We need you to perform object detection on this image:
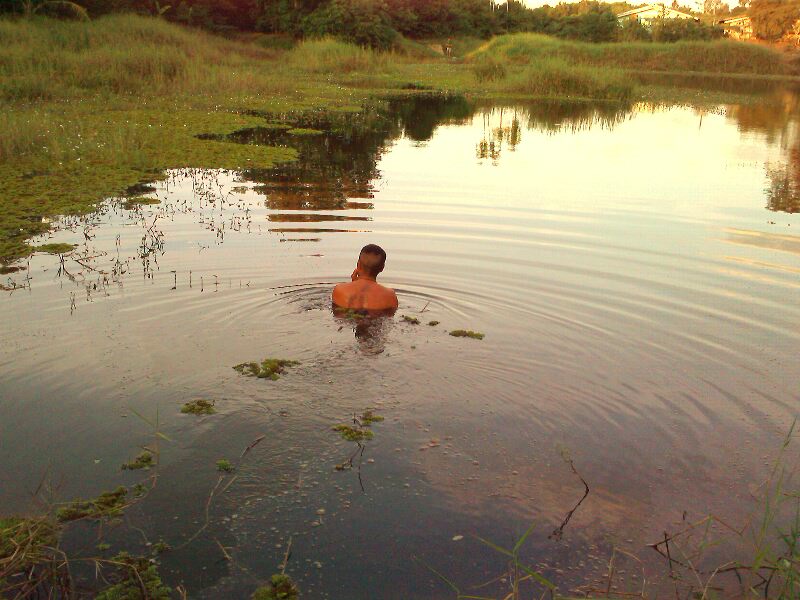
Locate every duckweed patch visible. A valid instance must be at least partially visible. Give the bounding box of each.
[233,358,300,381]
[121,451,154,470]
[333,424,374,442]
[216,459,234,472]
[401,315,420,324]
[56,487,128,522]
[450,329,485,340]
[181,399,216,415]
[287,128,324,136]
[252,574,299,600]
[33,243,75,254]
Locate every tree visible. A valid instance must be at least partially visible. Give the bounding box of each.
[749,0,800,40]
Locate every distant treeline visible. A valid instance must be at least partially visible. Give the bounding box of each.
[1,0,726,48]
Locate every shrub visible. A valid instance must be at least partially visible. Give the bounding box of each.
[301,0,398,50]
[651,19,724,43]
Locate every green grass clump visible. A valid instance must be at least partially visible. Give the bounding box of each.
[233,358,299,380]
[181,399,216,415]
[216,459,234,472]
[449,329,484,340]
[469,33,788,76]
[471,56,507,83]
[121,451,154,470]
[333,424,374,442]
[33,243,75,254]
[252,574,299,600]
[56,487,127,522]
[401,315,420,324]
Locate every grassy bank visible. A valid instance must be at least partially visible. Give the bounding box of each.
[0,15,794,262]
[469,33,790,76]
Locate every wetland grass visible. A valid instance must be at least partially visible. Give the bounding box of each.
[468,33,789,76]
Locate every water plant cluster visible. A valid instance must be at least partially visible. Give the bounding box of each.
[181,399,216,414]
[234,358,300,381]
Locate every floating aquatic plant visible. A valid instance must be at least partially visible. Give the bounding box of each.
[360,410,384,425]
[332,424,374,442]
[56,487,128,522]
[252,574,299,600]
[449,329,484,340]
[233,358,299,381]
[95,552,171,600]
[428,320,440,326]
[216,459,234,472]
[121,451,154,470]
[181,399,216,415]
[401,315,420,324]
[34,243,75,254]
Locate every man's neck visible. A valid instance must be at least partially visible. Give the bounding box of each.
[359,275,377,283]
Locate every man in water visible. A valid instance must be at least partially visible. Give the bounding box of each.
[332,244,398,311]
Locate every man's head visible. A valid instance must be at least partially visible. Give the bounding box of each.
[357,244,387,278]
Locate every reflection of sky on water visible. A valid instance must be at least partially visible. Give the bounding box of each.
[1,90,799,598]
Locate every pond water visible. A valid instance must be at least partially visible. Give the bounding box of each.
[1,89,799,598]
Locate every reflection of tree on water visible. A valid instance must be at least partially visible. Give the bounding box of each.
[213,96,475,231]
[726,88,800,214]
[475,100,632,164]
[766,156,800,214]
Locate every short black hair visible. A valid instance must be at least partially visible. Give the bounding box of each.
[359,244,387,276]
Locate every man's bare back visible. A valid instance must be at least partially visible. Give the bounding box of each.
[332,244,398,311]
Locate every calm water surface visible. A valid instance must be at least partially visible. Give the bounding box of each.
[1,91,799,598]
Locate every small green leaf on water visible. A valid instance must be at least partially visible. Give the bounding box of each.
[428,320,440,326]
[401,315,420,324]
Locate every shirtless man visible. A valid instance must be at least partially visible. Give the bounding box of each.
[332,244,398,311]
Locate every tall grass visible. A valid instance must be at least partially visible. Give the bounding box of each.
[286,37,402,74]
[0,14,284,100]
[469,33,790,76]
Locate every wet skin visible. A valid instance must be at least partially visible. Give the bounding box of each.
[331,265,398,312]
